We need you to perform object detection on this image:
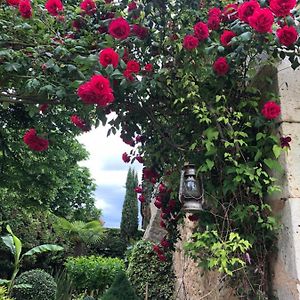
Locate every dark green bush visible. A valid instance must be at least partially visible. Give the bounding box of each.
[12,269,57,300]
[127,240,175,300]
[101,271,140,300]
[65,256,125,296]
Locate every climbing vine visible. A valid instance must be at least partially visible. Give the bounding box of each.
[1,0,299,297]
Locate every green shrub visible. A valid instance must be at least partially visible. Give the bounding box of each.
[127,240,175,300]
[0,286,14,300]
[65,256,125,296]
[12,269,56,300]
[101,271,140,300]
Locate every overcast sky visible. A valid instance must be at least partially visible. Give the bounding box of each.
[77,125,143,228]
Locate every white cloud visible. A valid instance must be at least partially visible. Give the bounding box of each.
[95,196,113,211]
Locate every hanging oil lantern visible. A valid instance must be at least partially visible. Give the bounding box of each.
[179,164,203,212]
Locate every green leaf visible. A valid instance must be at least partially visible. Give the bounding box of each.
[1,235,15,256]
[238,32,252,42]
[264,158,283,172]
[23,244,63,257]
[272,145,282,159]
[6,225,22,262]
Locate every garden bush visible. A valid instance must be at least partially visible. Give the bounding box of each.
[101,271,140,300]
[65,256,124,297]
[127,240,174,300]
[12,269,57,300]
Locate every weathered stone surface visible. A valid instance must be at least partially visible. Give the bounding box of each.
[277,59,300,123]
[143,200,167,243]
[270,198,300,300]
[173,216,238,300]
[275,122,300,199]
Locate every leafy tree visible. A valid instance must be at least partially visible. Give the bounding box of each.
[120,168,138,241]
[53,218,104,256]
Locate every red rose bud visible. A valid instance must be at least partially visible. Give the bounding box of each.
[135,155,144,163]
[213,57,229,76]
[162,207,171,215]
[134,186,143,193]
[160,239,171,248]
[80,0,96,15]
[23,129,49,152]
[153,244,162,254]
[39,103,48,113]
[168,199,176,210]
[128,1,137,11]
[160,220,166,228]
[18,0,32,18]
[158,183,166,193]
[280,136,292,149]
[138,194,146,202]
[261,101,281,120]
[154,201,162,209]
[208,7,222,18]
[122,152,131,163]
[144,63,153,72]
[188,214,199,222]
[158,254,167,262]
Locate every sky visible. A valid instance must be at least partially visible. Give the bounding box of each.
[77,125,143,228]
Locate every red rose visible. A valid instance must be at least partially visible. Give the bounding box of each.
[18,0,32,18]
[144,63,153,72]
[23,129,49,152]
[183,35,199,50]
[108,17,130,40]
[135,155,144,163]
[123,69,134,81]
[153,245,162,254]
[270,0,296,17]
[193,22,209,41]
[238,0,260,23]
[213,57,229,76]
[132,24,148,39]
[104,0,113,3]
[277,25,298,47]
[223,3,238,22]
[208,7,222,18]
[220,30,236,47]
[280,136,292,148]
[45,0,63,16]
[138,194,146,202]
[70,115,90,131]
[7,0,19,7]
[261,101,281,120]
[128,1,137,11]
[72,19,84,31]
[188,214,199,222]
[99,48,119,68]
[207,15,221,30]
[126,60,140,73]
[248,8,274,33]
[158,183,166,193]
[160,239,171,248]
[134,186,143,193]
[80,0,96,15]
[78,75,114,107]
[122,152,131,163]
[154,200,162,209]
[168,199,176,210]
[158,254,167,262]
[160,220,166,228]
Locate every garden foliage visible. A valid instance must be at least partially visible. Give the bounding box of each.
[65,256,125,297]
[127,240,174,300]
[12,269,57,300]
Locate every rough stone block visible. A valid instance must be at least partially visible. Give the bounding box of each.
[277,59,300,123]
[271,198,300,300]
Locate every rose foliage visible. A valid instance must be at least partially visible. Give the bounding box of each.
[1,0,300,297]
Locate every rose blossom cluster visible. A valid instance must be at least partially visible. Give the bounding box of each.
[153,238,171,262]
[77,74,114,107]
[182,0,298,77]
[23,129,49,152]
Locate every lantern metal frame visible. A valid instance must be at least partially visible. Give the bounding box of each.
[179,163,204,213]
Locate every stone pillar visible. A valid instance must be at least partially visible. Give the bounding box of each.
[173,216,238,300]
[270,59,300,299]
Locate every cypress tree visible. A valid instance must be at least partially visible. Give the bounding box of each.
[120,168,138,241]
